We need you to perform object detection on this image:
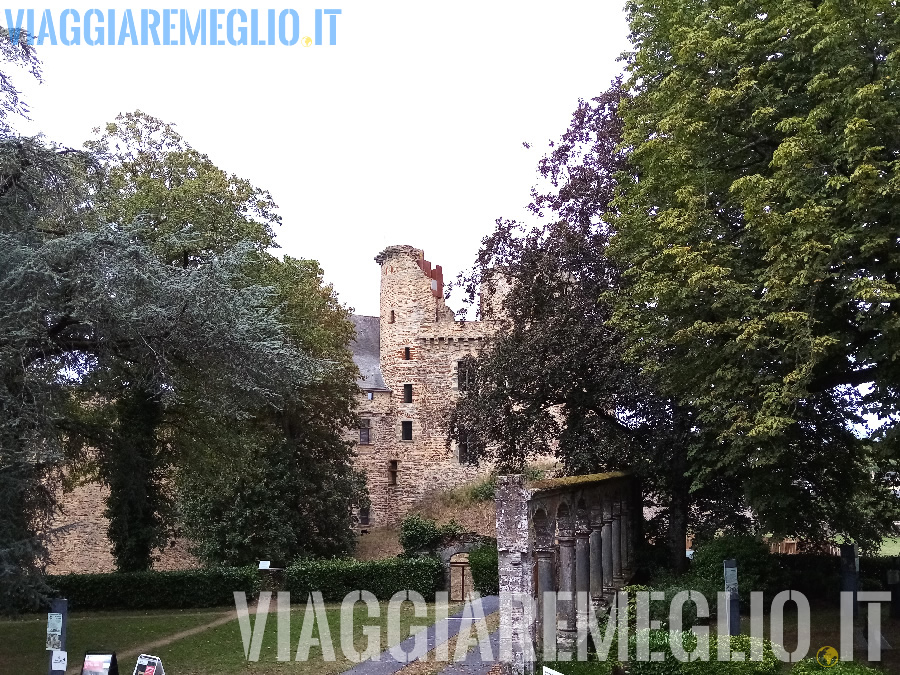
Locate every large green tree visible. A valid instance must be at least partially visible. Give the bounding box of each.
[610,0,900,548]
[72,112,365,569]
[448,85,749,569]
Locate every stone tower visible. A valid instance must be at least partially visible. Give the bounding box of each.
[349,245,497,527]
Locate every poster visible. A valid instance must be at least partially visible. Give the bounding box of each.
[51,650,67,671]
[46,613,63,650]
[133,654,164,675]
[81,653,118,675]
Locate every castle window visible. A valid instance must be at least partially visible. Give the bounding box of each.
[359,419,372,445]
[404,384,413,403]
[458,359,475,392]
[404,347,411,360]
[401,421,413,441]
[358,507,370,526]
[389,310,395,323]
[388,460,399,485]
[366,392,374,400]
[457,429,473,464]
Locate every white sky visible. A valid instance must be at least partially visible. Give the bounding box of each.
[13,1,630,316]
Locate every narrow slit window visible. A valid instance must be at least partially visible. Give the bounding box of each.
[401,421,413,441]
[404,384,413,403]
[388,460,399,485]
[404,347,411,360]
[389,310,395,323]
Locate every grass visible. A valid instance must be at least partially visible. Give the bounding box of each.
[0,601,465,675]
[879,538,900,557]
[0,608,226,674]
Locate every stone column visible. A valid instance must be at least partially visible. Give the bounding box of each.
[533,507,555,653]
[575,516,591,629]
[557,508,577,648]
[589,505,604,608]
[611,498,623,584]
[601,498,615,593]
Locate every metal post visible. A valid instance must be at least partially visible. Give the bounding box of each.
[47,598,68,675]
[724,559,740,636]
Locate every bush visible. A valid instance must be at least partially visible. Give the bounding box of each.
[284,557,443,601]
[690,536,779,601]
[469,540,499,595]
[626,630,779,675]
[791,657,881,673]
[399,514,463,555]
[47,567,260,610]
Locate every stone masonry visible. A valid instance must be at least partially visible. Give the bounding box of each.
[350,244,502,527]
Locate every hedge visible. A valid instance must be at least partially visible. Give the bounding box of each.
[469,540,499,596]
[791,657,881,673]
[284,557,444,601]
[48,567,261,610]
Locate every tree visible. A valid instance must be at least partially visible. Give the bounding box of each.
[448,84,748,570]
[176,255,368,566]
[610,0,900,548]
[76,111,365,566]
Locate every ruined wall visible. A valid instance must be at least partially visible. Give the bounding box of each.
[47,481,198,574]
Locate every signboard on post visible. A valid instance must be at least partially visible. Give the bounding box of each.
[133,654,165,675]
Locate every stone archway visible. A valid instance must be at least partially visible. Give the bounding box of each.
[438,534,490,601]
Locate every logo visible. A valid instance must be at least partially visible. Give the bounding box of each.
[301,35,312,46]
[816,646,839,667]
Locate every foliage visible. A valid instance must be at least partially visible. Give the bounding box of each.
[791,658,881,674]
[398,515,464,555]
[625,631,779,675]
[48,567,260,610]
[0,27,41,132]
[610,0,900,548]
[284,557,444,601]
[468,540,499,595]
[448,83,750,570]
[690,536,780,602]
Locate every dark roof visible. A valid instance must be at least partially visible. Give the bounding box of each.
[350,315,389,391]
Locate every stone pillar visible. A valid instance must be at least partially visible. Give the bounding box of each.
[601,498,615,592]
[621,501,632,577]
[575,518,591,629]
[535,548,555,652]
[589,505,604,607]
[557,515,577,648]
[611,498,623,584]
[496,475,535,675]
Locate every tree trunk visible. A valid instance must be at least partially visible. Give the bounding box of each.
[101,387,166,572]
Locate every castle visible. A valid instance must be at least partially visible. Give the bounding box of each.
[349,244,500,527]
[45,244,500,571]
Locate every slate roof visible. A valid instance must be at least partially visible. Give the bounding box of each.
[350,315,390,391]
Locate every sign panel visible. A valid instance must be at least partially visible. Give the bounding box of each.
[51,650,68,671]
[82,652,119,675]
[47,612,63,650]
[133,654,165,675]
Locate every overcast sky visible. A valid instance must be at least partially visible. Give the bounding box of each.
[14,1,630,316]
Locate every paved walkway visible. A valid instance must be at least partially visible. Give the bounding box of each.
[436,628,501,675]
[340,596,499,675]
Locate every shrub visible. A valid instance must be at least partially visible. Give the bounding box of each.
[399,514,464,555]
[284,557,443,601]
[791,657,882,673]
[469,540,499,595]
[468,476,497,502]
[625,630,779,675]
[47,567,260,610]
[690,536,779,601]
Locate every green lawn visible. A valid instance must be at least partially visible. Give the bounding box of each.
[0,608,226,674]
[0,601,464,674]
[879,538,900,557]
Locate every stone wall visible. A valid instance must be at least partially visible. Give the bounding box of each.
[351,245,500,528]
[47,481,198,574]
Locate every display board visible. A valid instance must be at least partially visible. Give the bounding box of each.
[81,652,119,675]
[132,654,165,675]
